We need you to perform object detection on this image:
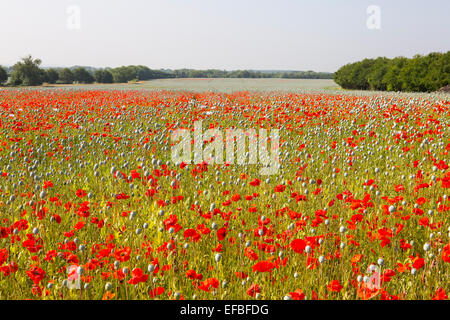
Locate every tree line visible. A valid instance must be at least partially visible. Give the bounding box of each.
[171,69,333,79]
[0,55,334,86]
[334,51,450,92]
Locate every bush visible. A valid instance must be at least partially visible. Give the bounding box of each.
[94,69,113,83]
[58,68,74,84]
[9,55,45,86]
[334,51,450,92]
[0,66,7,85]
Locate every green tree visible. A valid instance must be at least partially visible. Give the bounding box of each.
[335,51,449,92]
[9,55,45,86]
[0,66,7,85]
[45,68,59,84]
[367,57,390,91]
[382,57,408,91]
[94,69,113,83]
[72,67,94,84]
[58,68,74,84]
[111,66,137,83]
[421,52,450,91]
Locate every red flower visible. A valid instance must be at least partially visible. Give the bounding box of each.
[245,247,259,261]
[76,189,87,198]
[432,287,448,300]
[0,248,9,266]
[27,266,46,284]
[231,194,241,202]
[43,180,53,189]
[128,268,148,284]
[412,256,425,269]
[199,278,219,292]
[234,271,248,279]
[149,286,165,298]
[289,289,306,300]
[442,172,450,188]
[351,254,363,264]
[442,244,450,263]
[327,280,343,292]
[252,261,275,273]
[186,269,203,280]
[246,284,261,297]
[217,227,227,241]
[357,282,380,300]
[113,247,131,262]
[290,239,306,253]
[381,269,396,283]
[74,220,85,231]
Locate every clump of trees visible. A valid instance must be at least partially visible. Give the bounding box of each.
[4,52,447,91]
[94,69,113,83]
[170,69,333,79]
[108,65,172,83]
[8,55,46,86]
[0,56,100,86]
[0,55,335,87]
[0,66,7,85]
[58,68,74,84]
[334,51,450,92]
[56,67,95,84]
[73,67,95,84]
[45,68,59,84]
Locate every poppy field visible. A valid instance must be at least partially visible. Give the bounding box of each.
[0,89,449,300]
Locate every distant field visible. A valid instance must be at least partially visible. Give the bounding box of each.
[35,78,340,93]
[3,79,449,98]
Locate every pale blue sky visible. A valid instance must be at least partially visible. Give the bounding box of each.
[1,0,449,71]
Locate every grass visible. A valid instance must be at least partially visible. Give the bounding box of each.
[0,88,448,300]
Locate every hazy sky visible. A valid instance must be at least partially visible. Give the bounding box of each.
[1,0,449,72]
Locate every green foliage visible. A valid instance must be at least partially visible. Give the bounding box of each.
[335,52,450,92]
[9,55,45,86]
[58,68,74,84]
[94,69,113,83]
[109,65,173,83]
[170,69,334,79]
[45,68,59,84]
[0,66,7,85]
[72,67,94,84]
[5,57,334,87]
[280,70,334,79]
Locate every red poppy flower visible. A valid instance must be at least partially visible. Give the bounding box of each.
[442,244,450,263]
[76,189,87,198]
[217,227,227,241]
[327,280,343,292]
[252,261,275,273]
[290,239,306,253]
[247,284,261,297]
[149,286,165,298]
[432,287,448,300]
[128,268,148,284]
[26,266,46,284]
[289,289,306,300]
[274,184,286,192]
